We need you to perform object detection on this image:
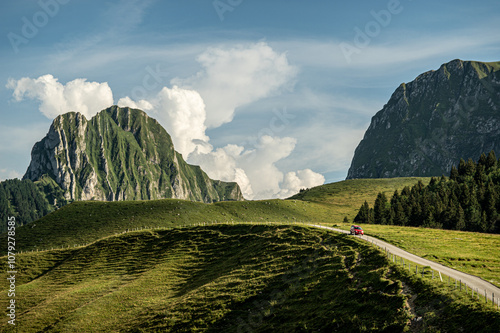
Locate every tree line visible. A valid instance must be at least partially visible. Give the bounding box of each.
[354,151,500,234]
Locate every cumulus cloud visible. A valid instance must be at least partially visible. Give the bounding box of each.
[117,43,322,199]
[278,169,326,198]
[117,96,153,111]
[188,135,325,199]
[6,75,114,119]
[187,144,254,198]
[151,86,211,156]
[119,85,210,158]
[9,42,323,199]
[172,42,298,128]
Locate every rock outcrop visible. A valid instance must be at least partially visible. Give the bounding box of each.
[24,106,243,202]
[347,59,500,179]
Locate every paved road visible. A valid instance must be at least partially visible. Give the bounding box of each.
[311,224,500,305]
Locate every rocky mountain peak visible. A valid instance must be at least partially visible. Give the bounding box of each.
[24,106,243,202]
[347,59,500,179]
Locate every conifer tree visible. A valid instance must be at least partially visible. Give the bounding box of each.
[374,192,389,224]
[456,205,466,230]
[354,151,500,233]
[457,158,467,178]
[354,201,371,224]
[478,152,488,167]
[486,150,497,171]
[465,158,476,177]
[450,166,459,181]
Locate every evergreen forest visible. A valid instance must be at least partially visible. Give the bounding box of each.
[354,151,500,234]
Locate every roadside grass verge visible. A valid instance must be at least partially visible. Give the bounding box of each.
[326,223,500,288]
[388,260,500,332]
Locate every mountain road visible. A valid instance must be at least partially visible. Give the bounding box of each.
[311,224,500,305]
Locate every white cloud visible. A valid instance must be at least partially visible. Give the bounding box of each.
[278,169,326,198]
[117,96,153,111]
[6,75,114,119]
[187,144,254,198]
[238,135,297,199]
[152,86,212,157]
[188,135,325,199]
[6,41,323,200]
[121,89,321,199]
[172,42,298,128]
[117,42,324,199]
[116,42,323,199]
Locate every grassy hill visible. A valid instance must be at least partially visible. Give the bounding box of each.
[2,224,499,332]
[3,199,332,254]
[289,177,431,222]
[2,177,430,254]
[4,176,499,288]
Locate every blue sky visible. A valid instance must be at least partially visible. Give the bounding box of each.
[1,0,499,199]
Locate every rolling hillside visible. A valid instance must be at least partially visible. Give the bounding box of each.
[3,178,430,254]
[2,177,500,331]
[2,225,499,332]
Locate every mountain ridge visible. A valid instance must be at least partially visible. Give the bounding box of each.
[22,106,243,203]
[347,59,500,179]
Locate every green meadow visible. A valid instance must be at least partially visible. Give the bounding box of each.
[2,177,500,331]
[330,223,500,288]
[2,225,499,332]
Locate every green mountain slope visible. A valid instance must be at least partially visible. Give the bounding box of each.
[23,106,243,203]
[348,59,500,179]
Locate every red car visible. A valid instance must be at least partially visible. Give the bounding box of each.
[350,225,364,235]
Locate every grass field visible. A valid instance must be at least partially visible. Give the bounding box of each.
[2,177,429,255]
[4,177,499,290]
[3,177,500,331]
[327,223,500,288]
[2,199,335,254]
[2,224,499,332]
[290,177,431,222]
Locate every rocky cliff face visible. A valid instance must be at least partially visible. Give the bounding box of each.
[347,59,500,179]
[24,106,243,202]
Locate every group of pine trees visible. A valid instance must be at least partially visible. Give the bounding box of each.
[0,179,53,233]
[354,151,500,234]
